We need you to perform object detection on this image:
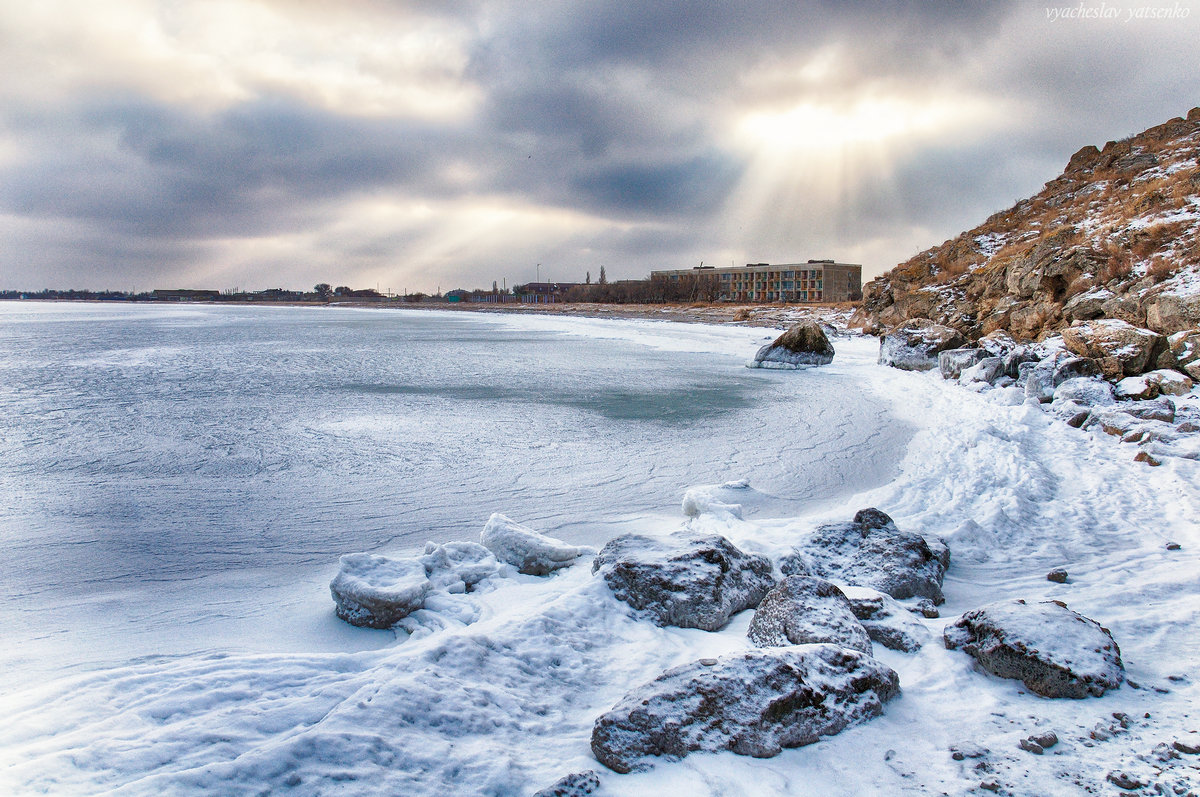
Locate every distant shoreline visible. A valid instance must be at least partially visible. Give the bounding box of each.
[2,297,859,329]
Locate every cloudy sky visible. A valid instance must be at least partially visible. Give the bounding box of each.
[2,0,1198,293]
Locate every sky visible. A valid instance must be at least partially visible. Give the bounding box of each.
[1,1,1198,294]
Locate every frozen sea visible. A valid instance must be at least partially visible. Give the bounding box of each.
[4,302,1198,796]
[0,303,904,687]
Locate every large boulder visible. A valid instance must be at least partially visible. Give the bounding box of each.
[879,319,968,372]
[748,321,835,369]
[780,508,950,604]
[747,576,873,654]
[330,554,433,628]
[944,599,1124,698]
[592,532,775,631]
[1146,293,1200,335]
[1024,354,1102,403]
[1052,377,1116,407]
[590,645,900,773]
[842,585,930,653]
[480,513,591,576]
[1062,319,1166,377]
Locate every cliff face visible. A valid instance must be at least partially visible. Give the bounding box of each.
[851,108,1200,341]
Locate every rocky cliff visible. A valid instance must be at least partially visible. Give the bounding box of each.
[851,108,1200,341]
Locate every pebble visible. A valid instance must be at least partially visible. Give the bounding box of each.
[1106,771,1147,790]
[1166,541,1181,550]
[699,658,717,666]
[1046,567,1068,583]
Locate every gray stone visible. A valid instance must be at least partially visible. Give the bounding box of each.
[747,576,872,654]
[749,321,836,369]
[944,599,1124,698]
[780,508,950,604]
[1005,345,1043,380]
[879,319,968,372]
[590,645,900,773]
[1026,355,1102,403]
[960,356,1005,385]
[1167,329,1200,381]
[593,532,775,631]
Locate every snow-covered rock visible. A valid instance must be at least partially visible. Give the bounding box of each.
[1062,319,1166,377]
[748,321,835,369]
[329,553,433,628]
[959,356,1004,385]
[420,541,499,592]
[938,348,985,380]
[842,585,930,653]
[531,770,601,797]
[1024,354,1102,403]
[944,599,1125,698]
[480,513,591,576]
[590,645,900,773]
[746,576,872,654]
[1146,368,1194,397]
[592,532,774,631]
[1053,377,1116,406]
[780,508,950,604]
[879,319,967,372]
[1115,375,1158,400]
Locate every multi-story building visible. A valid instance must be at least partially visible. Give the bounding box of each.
[650,260,862,303]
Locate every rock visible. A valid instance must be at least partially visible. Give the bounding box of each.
[1115,375,1158,400]
[939,348,985,380]
[747,576,873,654]
[879,319,967,372]
[1030,731,1059,749]
[330,553,432,628]
[960,357,1005,386]
[1146,368,1194,396]
[781,508,950,604]
[1135,451,1162,466]
[1004,345,1042,380]
[1106,771,1148,790]
[590,645,900,773]
[1051,399,1092,428]
[531,770,601,797]
[978,330,1017,358]
[944,599,1124,698]
[481,513,591,576]
[1025,354,1102,403]
[1166,541,1181,550]
[1167,329,1200,380]
[749,321,835,369]
[1064,287,1115,321]
[1062,319,1166,377]
[592,532,774,631]
[1146,293,1200,335]
[1046,568,1068,583]
[916,599,940,618]
[420,541,498,592]
[1017,738,1044,755]
[1120,396,1176,422]
[1052,377,1116,406]
[842,585,930,652]
[1174,733,1200,755]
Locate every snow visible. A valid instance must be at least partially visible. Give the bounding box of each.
[3,314,1200,795]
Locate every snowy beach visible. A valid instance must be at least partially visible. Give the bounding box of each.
[1,304,1198,795]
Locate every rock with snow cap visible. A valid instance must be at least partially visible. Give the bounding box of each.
[944,599,1124,698]
[938,348,985,380]
[481,513,592,576]
[1053,377,1116,407]
[747,576,872,654]
[590,645,900,773]
[531,770,601,797]
[879,319,967,372]
[780,508,950,604]
[592,532,774,631]
[330,553,432,628]
[1062,319,1166,377]
[748,321,836,369]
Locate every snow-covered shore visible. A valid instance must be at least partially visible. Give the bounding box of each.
[2,324,1198,795]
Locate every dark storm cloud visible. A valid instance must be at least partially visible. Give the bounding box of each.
[1,0,1198,290]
